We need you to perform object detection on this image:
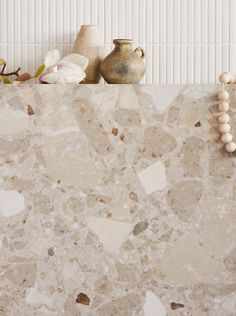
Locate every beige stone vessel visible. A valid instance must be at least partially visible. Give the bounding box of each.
[101,39,145,84]
[72,25,104,83]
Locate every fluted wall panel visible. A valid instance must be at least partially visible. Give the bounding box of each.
[0,0,235,84]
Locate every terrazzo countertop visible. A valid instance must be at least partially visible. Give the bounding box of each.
[0,84,236,316]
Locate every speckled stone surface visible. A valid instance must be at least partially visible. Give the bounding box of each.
[0,84,236,316]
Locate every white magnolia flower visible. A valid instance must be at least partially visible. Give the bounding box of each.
[40,49,88,84]
[44,49,61,68]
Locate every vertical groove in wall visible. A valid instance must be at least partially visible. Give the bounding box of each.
[222,0,229,72]
[97,0,104,43]
[0,0,235,83]
[125,0,132,39]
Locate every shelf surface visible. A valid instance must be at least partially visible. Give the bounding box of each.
[0,84,235,316]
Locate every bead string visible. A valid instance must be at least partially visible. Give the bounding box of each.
[218,72,236,153]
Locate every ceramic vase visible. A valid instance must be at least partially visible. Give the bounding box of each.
[100,39,145,84]
[72,25,104,83]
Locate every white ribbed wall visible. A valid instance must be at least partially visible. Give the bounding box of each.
[0,0,235,84]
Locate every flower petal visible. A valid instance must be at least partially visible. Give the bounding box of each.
[61,54,89,70]
[56,62,86,83]
[44,49,61,69]
[39,71,66,84]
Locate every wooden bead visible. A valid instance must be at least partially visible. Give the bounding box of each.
[229,74,235,84]
[219,102,229,112]
[226,142,236,153]
[219,72,231,84]
[221,133,233,143]
[219,123,231,133]
[218,113,230,123]
[218,90,229,101]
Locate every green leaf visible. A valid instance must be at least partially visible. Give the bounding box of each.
[34,64,45,78]
[3,77,12,84]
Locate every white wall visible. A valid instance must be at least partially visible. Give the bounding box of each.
[0,0,235,84]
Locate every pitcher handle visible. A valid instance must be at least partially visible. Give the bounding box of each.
[134,47,145,59]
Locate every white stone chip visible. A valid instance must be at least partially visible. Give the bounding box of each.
[26,286,53,308]
[143,291,166,316]
[86,217,132,253]
[142,86,182,113]
[0,190,25,217]
[138,161,167,194]
[119,86,139,110]
[0,107,29,136]
[222,296,236,313]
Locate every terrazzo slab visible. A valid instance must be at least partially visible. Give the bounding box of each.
[0,84,236,316]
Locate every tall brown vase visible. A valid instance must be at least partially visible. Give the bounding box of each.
[72,25,104,84]
[100,39,145,84]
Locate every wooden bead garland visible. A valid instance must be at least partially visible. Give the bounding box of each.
[218,90,229,101]
[218,72,236,153]
[219,123,231,133]
[218,113,230,123]
[219,102,229,112]
[218,72,236,84]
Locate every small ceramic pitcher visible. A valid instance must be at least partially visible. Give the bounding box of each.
[101,39,145,84]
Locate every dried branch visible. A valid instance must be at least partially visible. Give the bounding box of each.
[1,67,21,77]
[1,63,6,74]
